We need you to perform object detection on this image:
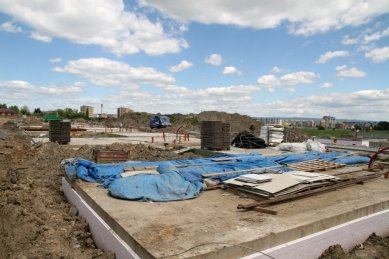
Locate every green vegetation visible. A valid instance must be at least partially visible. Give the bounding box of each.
[0,103,87,120]
[302,128,355,138]
[169,114,199,125]
[375,121,389,130]
[302,127,389,139]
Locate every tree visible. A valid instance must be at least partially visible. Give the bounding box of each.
[0,103,7,108]
[33,107,42,114]
[9,105,20,114]
[20,105,31,115]
[375,121,389,130]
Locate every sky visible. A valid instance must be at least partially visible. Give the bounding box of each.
[0,0,388,121]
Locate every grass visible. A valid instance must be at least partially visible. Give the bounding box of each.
[302,128,356,139]
[301,128,389,139]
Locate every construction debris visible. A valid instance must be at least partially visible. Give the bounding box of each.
[230,131,266,148]
[286,159,346,172]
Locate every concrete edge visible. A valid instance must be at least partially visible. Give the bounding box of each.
[242,208,389,259]
[62,177,141,259]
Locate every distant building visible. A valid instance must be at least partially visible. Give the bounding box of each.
[80,105,94,118]
[0,108,16,116]
[117,107,133,118]
[258,117,283,125]
[289,120,316,128]
[321,116,336,129]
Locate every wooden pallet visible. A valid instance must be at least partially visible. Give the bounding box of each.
[286,159,346,172]
[95,150,129,163]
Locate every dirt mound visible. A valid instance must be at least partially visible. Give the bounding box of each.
[319,233,389,259]
[0,123,200,258]
[197,111,261,135]
[118,111,261,136]
[284,127,309,142]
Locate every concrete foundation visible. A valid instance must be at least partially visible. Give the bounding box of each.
[63,173,389,259]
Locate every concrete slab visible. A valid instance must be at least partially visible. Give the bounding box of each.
[67,175,389,259]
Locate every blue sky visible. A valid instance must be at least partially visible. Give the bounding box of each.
[0,0,388,120]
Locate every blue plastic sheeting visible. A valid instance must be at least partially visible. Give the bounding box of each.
[332,156,370,165]
[109,162,203,201]
[63,151,369,202]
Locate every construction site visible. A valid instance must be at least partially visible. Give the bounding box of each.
[1,112,389,259]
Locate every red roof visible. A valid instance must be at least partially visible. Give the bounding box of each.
[0,108,16,114]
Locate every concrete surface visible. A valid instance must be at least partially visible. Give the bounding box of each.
[68,173,389,259]
[33,131,201,147]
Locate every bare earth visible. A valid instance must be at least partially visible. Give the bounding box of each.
[0,122,198,259]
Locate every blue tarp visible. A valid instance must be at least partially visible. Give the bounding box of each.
[63,151,369,202]
[109,162,203,201]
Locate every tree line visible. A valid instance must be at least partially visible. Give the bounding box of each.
[0,103,88,119]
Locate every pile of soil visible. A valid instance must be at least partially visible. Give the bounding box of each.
[119,111,261,136]
[0,123,200,258]
[319,233,389,259]
[284,127,309,142]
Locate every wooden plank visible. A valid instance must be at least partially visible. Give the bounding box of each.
[287,159,346,172]
[254,207,278,215]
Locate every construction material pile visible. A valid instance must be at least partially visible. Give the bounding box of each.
[230,131,266,149]
[260,125,284,145]
[64,151,372,202]
[225,171,338,198]
[200,121,230,150]
[49,120,71,144]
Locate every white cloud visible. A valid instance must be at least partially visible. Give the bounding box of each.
[320,82,333,88]
[253,88,389,120]
[0,0,187,55]
[336,65,367,78]
[35,82,84,95]
[0,80,84,95]
[29,31,52,43]
[315,50,350,64]
[271,66,282,74]
[222,66,241,75]
[2,79,388,121]
[169,60,193,72]
[0,21,22,33]
[158,84,259,97]
[0,80,34,90]
[365,46,389,63]
[53,58,175,87]
[141,0,389,35]
[257,71,318,92]
[341,35,359,45]
[280,71,318,85]
[257,75,280,92]
[49,57,62,63]
[204,54,222,66]
[363,27,389,43]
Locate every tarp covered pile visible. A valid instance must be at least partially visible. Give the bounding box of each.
[63,151,369,202]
